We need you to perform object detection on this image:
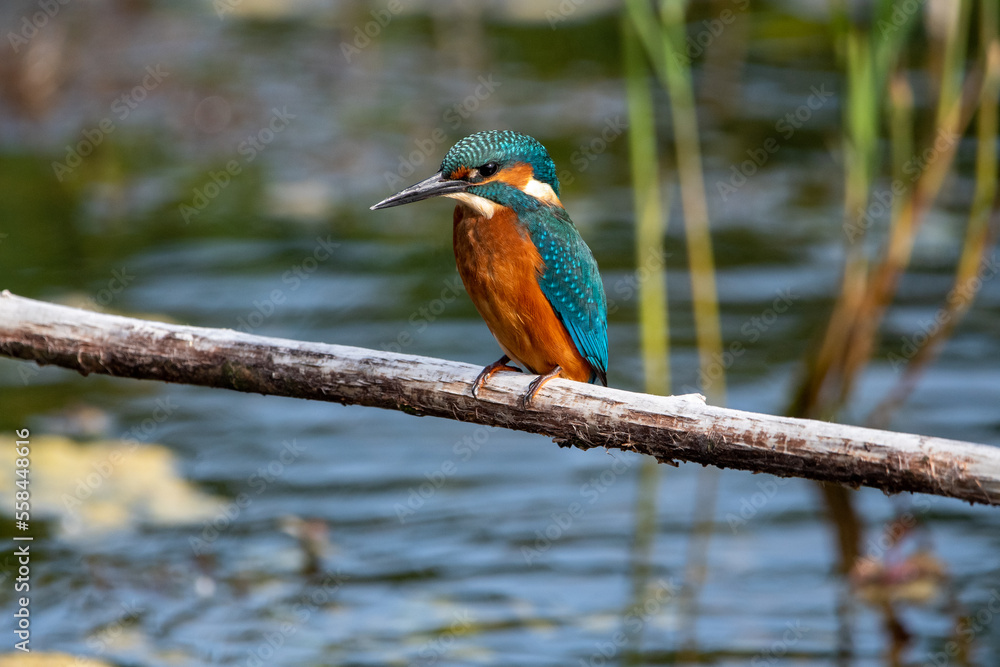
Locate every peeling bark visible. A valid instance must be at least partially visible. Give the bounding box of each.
[1,291,999,506]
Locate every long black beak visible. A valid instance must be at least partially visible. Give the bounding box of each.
[370,171,469,210]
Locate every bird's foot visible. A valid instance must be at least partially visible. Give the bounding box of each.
[472,355,522,398]
[520,366,563,410]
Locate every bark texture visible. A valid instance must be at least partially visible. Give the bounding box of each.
[1,291,998,506]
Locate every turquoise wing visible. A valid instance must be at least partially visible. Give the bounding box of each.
[525,206,608,385]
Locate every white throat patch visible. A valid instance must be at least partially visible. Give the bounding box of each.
[445,192,501,219]
[522,177,562,207]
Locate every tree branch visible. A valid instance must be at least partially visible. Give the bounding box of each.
[1,290,998,506]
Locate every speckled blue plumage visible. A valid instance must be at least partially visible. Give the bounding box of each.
[523,205,608,385]
[441,130,560,195]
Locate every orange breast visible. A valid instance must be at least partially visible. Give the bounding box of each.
[452,205,593,383]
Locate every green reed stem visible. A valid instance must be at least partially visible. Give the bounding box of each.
[625,21,671,398]
[621,19,670,663]
[658,0,726,407]
[867,7,1000,427]
[935,0,972,129]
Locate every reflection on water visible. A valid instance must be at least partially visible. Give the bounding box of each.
[1,1,999,665]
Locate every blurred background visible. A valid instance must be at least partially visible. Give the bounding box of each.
[1,0,999,665]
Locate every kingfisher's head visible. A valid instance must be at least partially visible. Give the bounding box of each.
[370,130,562,218]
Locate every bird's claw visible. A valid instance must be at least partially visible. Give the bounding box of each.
[518,366,563,410]
[472,355,521,398]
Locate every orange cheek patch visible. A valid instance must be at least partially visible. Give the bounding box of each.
[494,162,534,188]
[492,163,562,207]
[449,166,471,180]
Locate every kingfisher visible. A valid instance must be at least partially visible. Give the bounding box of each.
[371,130,608,408]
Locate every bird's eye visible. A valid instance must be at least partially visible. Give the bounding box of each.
[478,162,499,178]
